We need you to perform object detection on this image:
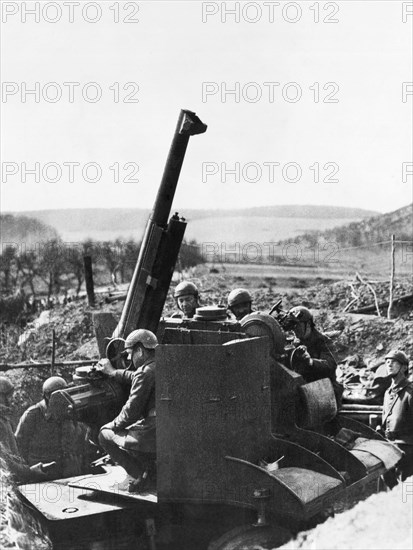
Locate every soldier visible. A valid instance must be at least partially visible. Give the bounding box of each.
[381,350,413,482]
[98,329,157,492]
[287,306,338,384]
[0,377,46,482]
[173,281,199,318]
[15,376,92,479]
[227,288,253,321]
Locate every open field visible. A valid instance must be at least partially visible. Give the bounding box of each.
[204,244,413,283]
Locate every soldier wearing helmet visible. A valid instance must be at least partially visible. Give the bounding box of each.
[379,349,413,482]
[0,377,47,482]
[15,376,92,479]
[173,281,199,318]
[227,288,253,321]
[287,306,340,397]
[0,377,18,455]
[98,329,158,491]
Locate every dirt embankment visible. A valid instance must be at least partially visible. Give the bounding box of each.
[280,477,412,550]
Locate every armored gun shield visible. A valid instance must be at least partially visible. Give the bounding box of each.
[156,336,272,503]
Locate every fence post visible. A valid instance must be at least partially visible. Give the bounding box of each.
[84,255,95,307]
[51,329,56,375]
[387,234,395,319]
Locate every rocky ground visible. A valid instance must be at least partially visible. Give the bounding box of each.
[0,269,412,549]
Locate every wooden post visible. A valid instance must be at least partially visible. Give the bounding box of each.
[51,329,56,375]
[84,255,95,307]
[356,272,381,317]
[387,234,395,319]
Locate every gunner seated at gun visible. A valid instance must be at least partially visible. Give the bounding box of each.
[15,376,93,480]
[0,377,51,483]
[97,329,157,493]
[287,306,342,404]
[227,288,253,321]
[171,281,199,318]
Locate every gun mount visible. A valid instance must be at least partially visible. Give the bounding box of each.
[39,322,402,549]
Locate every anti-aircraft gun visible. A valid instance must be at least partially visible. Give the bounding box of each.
[47,109,207,430]
[18,111,403,550]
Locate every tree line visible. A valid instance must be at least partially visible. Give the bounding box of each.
[0,237,204,323]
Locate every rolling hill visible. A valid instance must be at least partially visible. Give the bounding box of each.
[5,205,378,244]
[283,204,413,247]
[0,214,59,246]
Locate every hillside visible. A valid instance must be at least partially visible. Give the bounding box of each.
[184,205,378,221]
[0,214,59,246]
[6,205,378,243]
[283,204,413,247]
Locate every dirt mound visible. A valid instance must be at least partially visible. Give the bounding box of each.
[314,313,413,367]
[299,278,413,317]
[280,478,413,549]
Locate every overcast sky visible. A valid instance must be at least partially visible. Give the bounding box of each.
[1,0,412,214]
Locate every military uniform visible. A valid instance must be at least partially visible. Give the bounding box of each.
[15,399,92,479]
[382,379,413,480]
[0,404,37,482]
[291,329,343,411]
[295,329,337,383]
[99,359,156,479]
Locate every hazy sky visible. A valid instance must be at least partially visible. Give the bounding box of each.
[1,0,412,214]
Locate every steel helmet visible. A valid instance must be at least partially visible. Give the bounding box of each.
[227,288,252,308]
[42,376,67,396]
[385,350,409,366]
[124,329,158,350]
[289,306,313,323]
[174,281,199,299]
[0,377,14,395]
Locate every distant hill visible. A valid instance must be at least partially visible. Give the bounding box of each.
[0,214,59,246]
[283,204,413,247]
[5,209,150,243]
[6,205,378,243]
[183,205,378,221]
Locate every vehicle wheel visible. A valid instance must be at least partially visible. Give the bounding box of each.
[208,524,292,550]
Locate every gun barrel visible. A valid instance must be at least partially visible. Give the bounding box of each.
[114,109,207,339]
[152,110,207,227]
